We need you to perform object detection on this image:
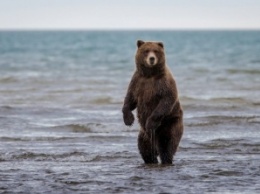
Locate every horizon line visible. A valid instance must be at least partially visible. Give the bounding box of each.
[0,28,260,31]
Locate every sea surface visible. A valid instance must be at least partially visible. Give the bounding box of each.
[0,30,259,193]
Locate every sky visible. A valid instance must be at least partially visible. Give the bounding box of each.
[0,0,260,30]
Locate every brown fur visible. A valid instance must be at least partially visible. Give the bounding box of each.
[122,40,183,164]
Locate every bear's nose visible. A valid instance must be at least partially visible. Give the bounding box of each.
[149,57,155,63]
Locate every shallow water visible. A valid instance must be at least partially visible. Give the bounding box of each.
[0,31,260,193]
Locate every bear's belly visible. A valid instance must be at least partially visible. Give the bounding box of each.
[134,77,161,129]
[136,96,159,129]
[136,96,183,130]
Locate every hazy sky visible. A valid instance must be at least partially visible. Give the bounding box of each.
[0,0,260,29]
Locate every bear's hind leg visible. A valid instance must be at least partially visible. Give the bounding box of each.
[138,130,158,164]
[158,118,183,164]
[157,136,174,164]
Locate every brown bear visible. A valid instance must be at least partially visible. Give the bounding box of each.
[122,40,183,164]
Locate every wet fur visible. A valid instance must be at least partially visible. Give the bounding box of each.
[122,40,183,164]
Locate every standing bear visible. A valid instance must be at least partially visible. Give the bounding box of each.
[122,40,183,164]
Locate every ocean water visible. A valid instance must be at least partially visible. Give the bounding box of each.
[0,30,259,193]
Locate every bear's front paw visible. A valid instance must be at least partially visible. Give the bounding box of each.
[145,118,160,131]
[123,111,135,126]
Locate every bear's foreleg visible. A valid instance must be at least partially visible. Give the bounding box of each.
[122,92,137,126]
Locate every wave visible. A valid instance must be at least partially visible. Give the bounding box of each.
[0,150,132,162]
[250,59,260,64]
[186,114,260,126]
[209,97,250,103]
[90,97,113,105]
[0,105,14,110]
[181,96,258,112]
[0,151,89,162]
[90,151,132,162]
[0,136,74,142]
[0,76,18,83]
[248,117,260,123]
[46,123,137,133]
[193,138,260,149]
[51,123,105,133]
[227,68,260,75]
[181,96,252,104]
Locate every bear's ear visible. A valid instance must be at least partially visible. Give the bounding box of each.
[157,42,164,48]
[137,40,145,48]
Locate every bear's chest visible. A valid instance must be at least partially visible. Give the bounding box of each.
[134,78,159,104]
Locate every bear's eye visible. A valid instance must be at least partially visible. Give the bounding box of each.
[154,50,159,53]
[144,50,149,54]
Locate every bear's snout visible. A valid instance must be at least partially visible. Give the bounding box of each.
[149,56,155,64]
[146,51,158,66]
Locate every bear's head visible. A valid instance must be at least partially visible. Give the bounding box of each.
[135,40,166,77]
